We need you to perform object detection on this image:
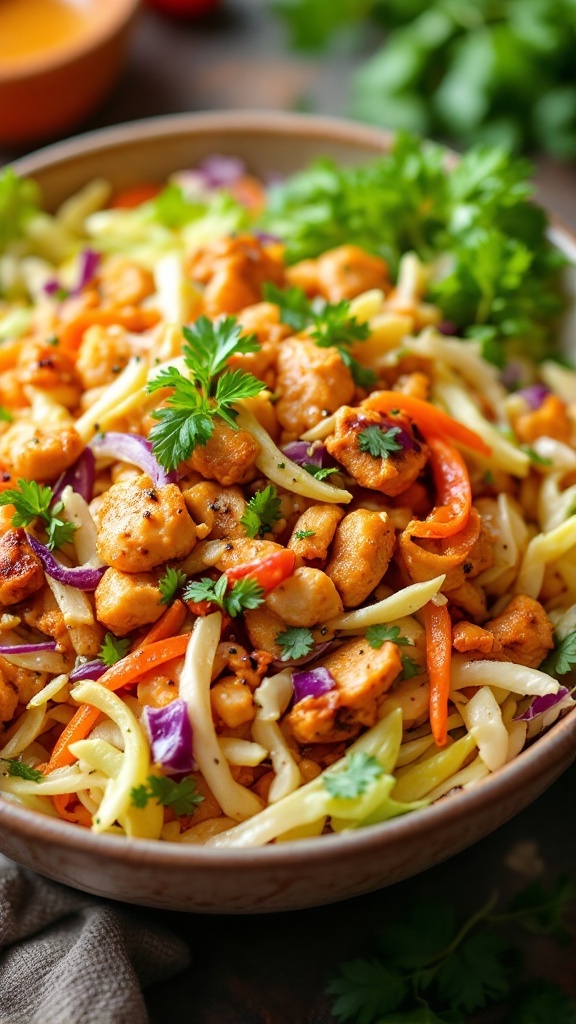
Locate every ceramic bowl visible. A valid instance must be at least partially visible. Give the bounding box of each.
[1,112,575,913]
[0,0,140,146]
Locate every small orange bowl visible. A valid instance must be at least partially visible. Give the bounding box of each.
[0,0,140,147]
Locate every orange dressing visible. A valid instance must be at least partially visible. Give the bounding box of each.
[0,0,90,64]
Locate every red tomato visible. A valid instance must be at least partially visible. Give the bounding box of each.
[145,0,220,17]
[225,550,296,593]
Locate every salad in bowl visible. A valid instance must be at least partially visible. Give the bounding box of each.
[0,129,574,854]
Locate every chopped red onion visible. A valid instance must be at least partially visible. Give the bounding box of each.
[517,384,550,411]
[73,249,100,294]
[292,666,336,704]
[197,155,246,189]
[143,700,195,775]
[500,361,526,390]
[255,231,282,245]
[438,320,458,336]
[90,432,177,487]
[43,279,63,296]
[513,686,572,722]
[69,659,108,682]
[28,535,106,591]
[0,640,57,655]
[52,449,96,504]
[281,441,330,468]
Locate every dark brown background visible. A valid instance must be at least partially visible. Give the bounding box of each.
[1,3,576,1021]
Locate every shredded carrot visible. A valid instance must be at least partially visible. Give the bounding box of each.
[423,600,452,748]
[110,183,163,209]
[52,792,92,826]
[58,308,160,351]
[46,634,191,772]
[133,599,187,650]
[407,435,471,539]
[362,390,491,456]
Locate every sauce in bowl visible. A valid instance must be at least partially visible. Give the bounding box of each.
[0,0,90,65]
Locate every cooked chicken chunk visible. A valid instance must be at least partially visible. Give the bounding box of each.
[276,338,355,437]
[96,474,197,572]
[185,421,261,487]
[0,529,44,606]
[264,567,343,626]
[0,422,84,482]
[288,504,344,562]
[484,595,554,669]
[326,509,396,608]
[95,568,164,636]
[326,407,428,497]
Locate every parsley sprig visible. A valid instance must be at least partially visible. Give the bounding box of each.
[358,425,403,459]
[366,624,413,650]
[327,876,576,1023]
[183,573,264,618]
[240,484,282,538]
[130,774,204,817]
[158,566,188,605]
[324,753,384,800]
[275,626,315,661]
[0,479,78,552]
[540,630,576,677]
[99,633,130,667]
[147,316,266,470]
[263,283,376,387]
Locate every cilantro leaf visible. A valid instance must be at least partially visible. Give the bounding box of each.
[158,566,188,605]
[99,633,130,667]
[276,626,314,661]
[541,631,576,677]
[324,752,384,800]
[401,654,423,679]
[151,183,205,228]
[366,624,413,650]
[262,281,312,331]
[240,484,282,538]
[130,774,204,817]
[508,980,576,1024]
[310,300,370,349]
[183,573,264,618]
[294,529,315,540]
[1,758,42,782]
[0,480,78,551]
[435,930,511,1013]
[338,349,378,389]
[326,958,406,1024]
[147,317,265,470]
[358,424,403,458]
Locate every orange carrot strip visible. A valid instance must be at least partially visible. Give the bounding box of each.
[362,390,491,456]
[423,601,452,748]
[111,183,163,208]
[52,792,92,826]
[133,599,187,651]
[58,308,160,351]
[46,634,191,771]
[407,436,471,540]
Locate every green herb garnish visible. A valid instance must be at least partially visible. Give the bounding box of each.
[240,484,282,538]
[358,424,403,459]
[99,633,130,667]
[0,479,77,552]
[130,774,204,816]
[183,574,264,618]
[324,752,384,800]
[276,626,315,661]
[158,566,188,605]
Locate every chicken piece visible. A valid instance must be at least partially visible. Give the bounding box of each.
[17,341,81,409]
[182,481,247,540]
[288,504,345,562]
[215,537,284,573]
[76,324,133,390]
[185,420,261,487]
[243,606,286,659]
[0,661,50,718]
[211,641,272,689]
[20,587,73,653]
[0,666,18,724]
[264,567,343,627]
[286,637,402,743]
[210,675,256,729]
[514,395,573,446]
[484,595,554,669]
[229,302,290,383]
[0,422,84,482]
[453,621,503,656]
[96,474,197,572]
[287,245,389,302]
[326,407,428,497]
[393,371,431,402]
[95,568,164,636]
[276,337,355,437]
[188,234,285,317]
[98,258,155,308]
[0,529,44,606]
[326,509,396,608]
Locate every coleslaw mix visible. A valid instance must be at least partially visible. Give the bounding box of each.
[0,142,574,847]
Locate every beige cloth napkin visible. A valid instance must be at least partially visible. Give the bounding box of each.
[0,855,190,1024]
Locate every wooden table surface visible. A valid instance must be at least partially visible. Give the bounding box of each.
[2,3,575,1021]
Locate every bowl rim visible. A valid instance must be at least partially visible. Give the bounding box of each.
[0,0,139,84]
[3,108,576,870]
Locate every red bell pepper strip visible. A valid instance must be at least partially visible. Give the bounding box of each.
[423,601,452,748]
[407,435,471,540]
[225,549,296,592]
[362,390,491,456]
